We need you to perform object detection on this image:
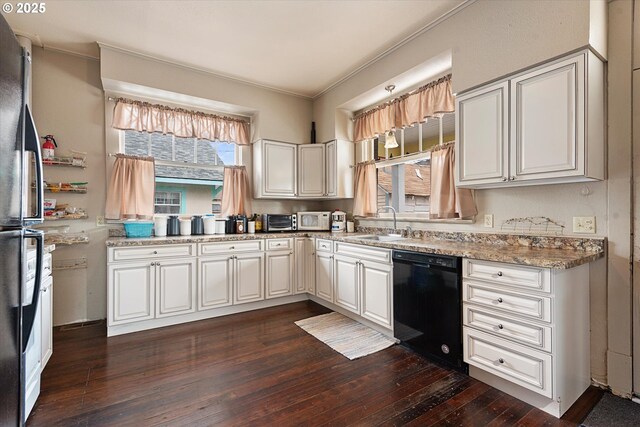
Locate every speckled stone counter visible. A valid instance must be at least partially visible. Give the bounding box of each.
[106,230,604,269]
[44,244,55,254]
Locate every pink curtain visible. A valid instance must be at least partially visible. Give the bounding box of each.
[112,98,251,145]
[430,143,477,219]
[353,74,454,142]
[353,161,377,216]
[105,154,156,220]
[220,166,252,217]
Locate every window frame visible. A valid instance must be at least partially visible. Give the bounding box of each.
[154,186,186,214]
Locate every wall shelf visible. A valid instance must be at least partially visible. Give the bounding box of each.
[53,257,88,271]
[37,183,88,194]
[42,156,86,168]
[44,233,89,246]
[44,214,89,221]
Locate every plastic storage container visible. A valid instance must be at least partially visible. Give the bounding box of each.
[154,216,167,237]
[179,219,191,236]
[203,216,216,235]
[123,222,154,238]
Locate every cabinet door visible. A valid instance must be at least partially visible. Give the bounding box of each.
[456,81,509,186]
[40,276,53,369]
[198,256,233,310]
[294,238,307,294]
[266,251,294,299]
[315,251,333,302]
[263,140,297,197]
[298,144,325,197]
[326,140,337,197]
[510,54,584,181]
[156,259,196,318]
[108,261,155,325]
[360,259,392,328]
[305,238,316,294]
[334,255,360,314]
[234,253,265,304]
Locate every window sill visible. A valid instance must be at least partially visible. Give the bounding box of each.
[355,216,475,224]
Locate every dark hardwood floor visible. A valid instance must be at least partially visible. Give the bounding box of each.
[28,301,602,426]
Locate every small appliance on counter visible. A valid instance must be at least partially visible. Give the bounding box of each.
[297,211,331,231]
[263,214,296,232]
[191,215,204,235]
[331,210,346,233]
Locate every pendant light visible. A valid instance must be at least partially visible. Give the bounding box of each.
[383,84,398,149]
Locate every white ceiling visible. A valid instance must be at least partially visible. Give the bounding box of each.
[4,0,466,98]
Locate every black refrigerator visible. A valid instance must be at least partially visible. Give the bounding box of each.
[0,14,45,427]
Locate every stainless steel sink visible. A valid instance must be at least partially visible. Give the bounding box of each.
[354,234,406,242]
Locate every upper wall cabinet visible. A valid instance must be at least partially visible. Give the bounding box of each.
[253,140,297,198]
[456,50,605,188]
[253,139,354,199]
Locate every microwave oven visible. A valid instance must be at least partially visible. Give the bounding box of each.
[263,214,297,232]
[297,211,331,231]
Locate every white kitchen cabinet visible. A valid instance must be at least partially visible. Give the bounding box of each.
[456,49,604,188]
[294,238,307,294]
[315,251,334,303]
[360,259,393,328]
[304,238,316,294]
[462,258,590,418]
[156,259,196,318]
[198,256,233,310]
[108,261,155,325]
[40,275,53,368]
[266,250,294,299]
[325,139,354,198]
[234,253,265,304]
[253,139,297,198]
[334,254,360,314]
[298,144,325,197]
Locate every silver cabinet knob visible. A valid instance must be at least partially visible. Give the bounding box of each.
[153,250,158,254]
[150,262,155,266]
[230,246,235,249]
[156,262,160,266]
[498,324,504,329]
[497,297,503,303]
[497,271,503,277]
[502,177,507,182]
[509,176,515,181]
[498,358,505,364]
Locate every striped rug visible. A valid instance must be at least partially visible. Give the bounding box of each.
[295,312,397,360]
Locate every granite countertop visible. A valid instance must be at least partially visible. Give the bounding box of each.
[44,244,56,254]
[106,231,604,269]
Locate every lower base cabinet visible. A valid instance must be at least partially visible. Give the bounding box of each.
[198,256,233,310]
[315,251,334,302]
[233,253,265,304]
[156,259,196,317]
[266,250,294,299]
[334,254,359,313]
[360,259,392,328]
[109,261,155,325]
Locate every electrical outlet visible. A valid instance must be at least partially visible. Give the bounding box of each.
[96,215,106,227]
[484,214,494,228]
[572,216,596,234]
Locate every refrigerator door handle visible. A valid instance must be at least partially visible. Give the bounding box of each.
[22,229,43,351]
[23,104,43,225]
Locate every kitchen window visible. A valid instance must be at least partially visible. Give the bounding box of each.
[154,189,183,214]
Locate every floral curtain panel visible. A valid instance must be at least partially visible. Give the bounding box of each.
[353,74,455,142]
[112,98,251,145]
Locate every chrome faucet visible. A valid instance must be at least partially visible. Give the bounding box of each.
[377,205,397,232]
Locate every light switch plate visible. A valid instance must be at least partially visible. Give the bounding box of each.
[484,214,494,228]
[573,216,596,234]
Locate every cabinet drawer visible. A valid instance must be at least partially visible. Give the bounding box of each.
[199,240,263,255]
[316,239,333,252]
[109,244,195,262]
[464,305,552,352]
[464,259,550,293]
[464,327,552,398]
[463,281,551,322]
[334,242,391,263]
[266,238,293,251]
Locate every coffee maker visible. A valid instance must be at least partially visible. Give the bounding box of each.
[331,210,346,233]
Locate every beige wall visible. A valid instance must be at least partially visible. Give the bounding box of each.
[31,48,107,325]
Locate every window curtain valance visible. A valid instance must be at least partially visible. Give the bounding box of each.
[353,74,454,142]
[112,98,251,145]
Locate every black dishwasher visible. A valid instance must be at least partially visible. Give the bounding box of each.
[393,250,467,373]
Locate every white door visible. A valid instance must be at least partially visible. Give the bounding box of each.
[510,55,584,181]
[305,238,316,294]
[108,261,155,325]
[263,140,297,197]
[326,140,337,197]
[456,81,509,186]
[315,251,333,302]
[234,253,265,304]
[40,276,53,368]
[156,259,196,318]
[360,259,392,328]
[294,238,307,294]
[198,256,233,310]
[298,144,325,197]
[334,255,360,314]
[266,251,294,299]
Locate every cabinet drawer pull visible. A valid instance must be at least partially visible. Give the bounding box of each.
[497,324,504,329]
[153,250,158,254]
[497,271,503,277]
[156,262,160,266]
[501,177,507,182]
[230,246,235,249]
[498,358,505,364]
[496,297,504,303]
[150,262,155,266]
